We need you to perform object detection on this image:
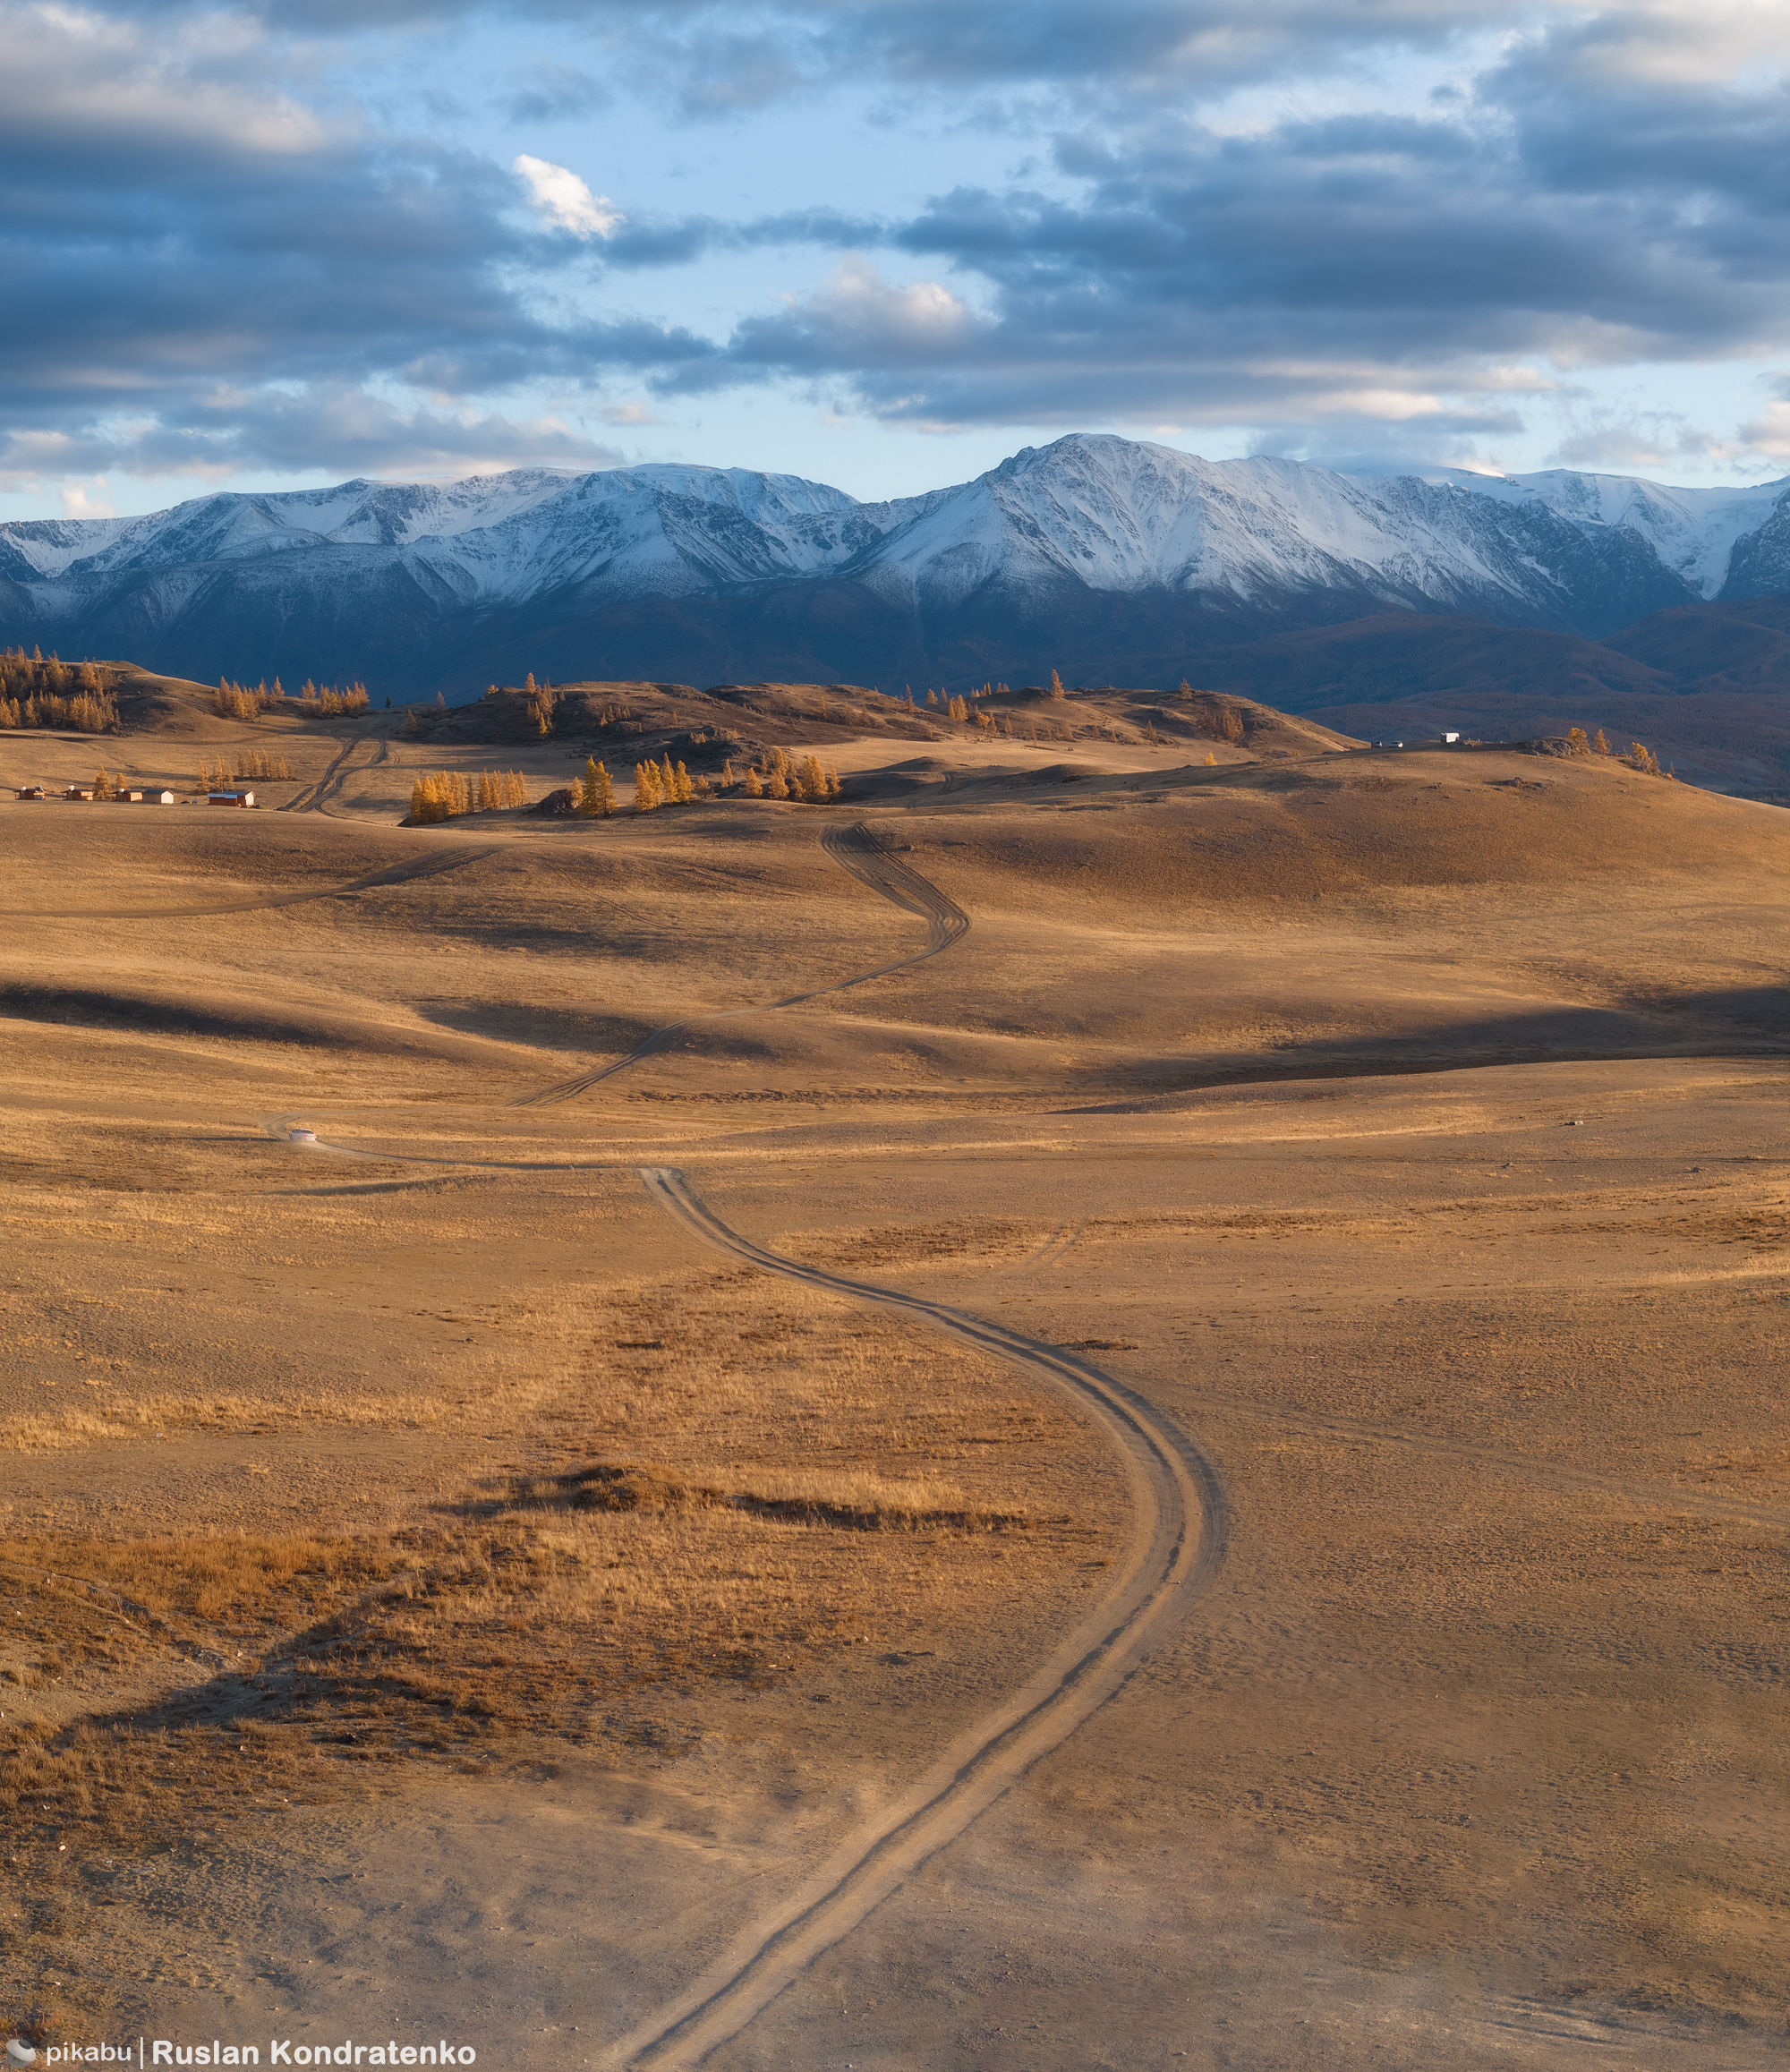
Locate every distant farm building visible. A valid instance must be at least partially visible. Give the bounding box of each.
[117,788,145,802]
[15,784,46,798]
[149,790,175,805]
[207,789,256,807]
[64,784,98,800]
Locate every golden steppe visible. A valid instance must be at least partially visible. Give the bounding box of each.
[2,681,1787,2070]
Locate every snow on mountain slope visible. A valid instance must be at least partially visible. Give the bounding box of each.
[3,438,1785,666]
[858,439,1528,607]
[1,465,886,600]
[1394,464,1786,600]
[845,436,1785,631]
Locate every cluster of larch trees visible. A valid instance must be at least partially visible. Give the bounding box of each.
[0,651,118,731]
[213,678,370,719]
[737,747,838,801]
[1565,726,1670,775]
[197,750,291,788]
[407,770,530,822]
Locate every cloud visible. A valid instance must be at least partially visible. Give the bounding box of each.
[1737,377,1790,463]
[0,0,338,169]
[1545,414,1753,472]
[501,64,609,124]
[0,389,628,482]
[60,481,117,520]
[682,27,1787,438]
[151,0,1688,115]
[597,400,673,424]
[0,4,729,486]
[514,154,625,238]
[3,0,1785,488]
[729,257,981,371]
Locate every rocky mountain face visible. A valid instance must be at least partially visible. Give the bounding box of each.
[2,435,1786,700]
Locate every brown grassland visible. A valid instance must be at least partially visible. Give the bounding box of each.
[0,678,1786,2068]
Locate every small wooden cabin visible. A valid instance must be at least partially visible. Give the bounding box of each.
[15,784,46,799]
[206,789,256,807]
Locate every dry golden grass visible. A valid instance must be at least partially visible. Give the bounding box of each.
[0,1391,453,1454]
[13,746,1786,2056]
[0,1263,1114,1938]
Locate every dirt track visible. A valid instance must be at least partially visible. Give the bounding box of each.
[19,840,497,918]
[251,823,1227,2066]
[284,731,386,814]
[614,1168,1229,2068]
[515,821,970,1106]
[6,739,1788,2066]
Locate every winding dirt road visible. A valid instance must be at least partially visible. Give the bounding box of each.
[250,817,1228,2066]
[514,820,968,1106]
[19,843,499,919]
[609,1169,1230,2071]
[284,731,387,814]
[224,811,1777,2061]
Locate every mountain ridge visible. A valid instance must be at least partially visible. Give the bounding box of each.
[3,435,1787,703]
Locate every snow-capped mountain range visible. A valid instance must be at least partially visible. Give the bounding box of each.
[3,435,1786,699]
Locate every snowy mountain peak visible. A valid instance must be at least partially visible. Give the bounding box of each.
[3,435,1786,695]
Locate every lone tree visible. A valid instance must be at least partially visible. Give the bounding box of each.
[1049,669,1067,699]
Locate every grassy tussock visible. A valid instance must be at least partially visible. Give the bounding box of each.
[4,1536,395,1631]
[478,1458,1019,1530]
[0,1389,448,1454]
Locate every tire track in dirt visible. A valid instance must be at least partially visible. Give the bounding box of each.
[18,843,500,919]
[240,817,1779,2061]
[513,820,967,1107]
[1019,1218,1085,1275]
[1195,1391,1790,1532]
[607,1168,1229,2072]
[285,732,384,814]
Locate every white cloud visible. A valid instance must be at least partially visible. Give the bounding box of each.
[59,479,115,518]
[513,154,624,239]
[0,2,333,159]
[1738,379,1790,461]
[781,258,980,352]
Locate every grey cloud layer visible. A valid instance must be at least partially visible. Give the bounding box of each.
[701,54,1787,430]
[97,0,1560,105]
[1,0,1784,479]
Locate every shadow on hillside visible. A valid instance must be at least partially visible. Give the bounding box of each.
[1075,985,1790,1110]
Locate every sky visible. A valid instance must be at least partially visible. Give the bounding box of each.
[1,0,1786,522]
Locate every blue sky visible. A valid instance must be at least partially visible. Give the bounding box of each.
[1,0,1786,519]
